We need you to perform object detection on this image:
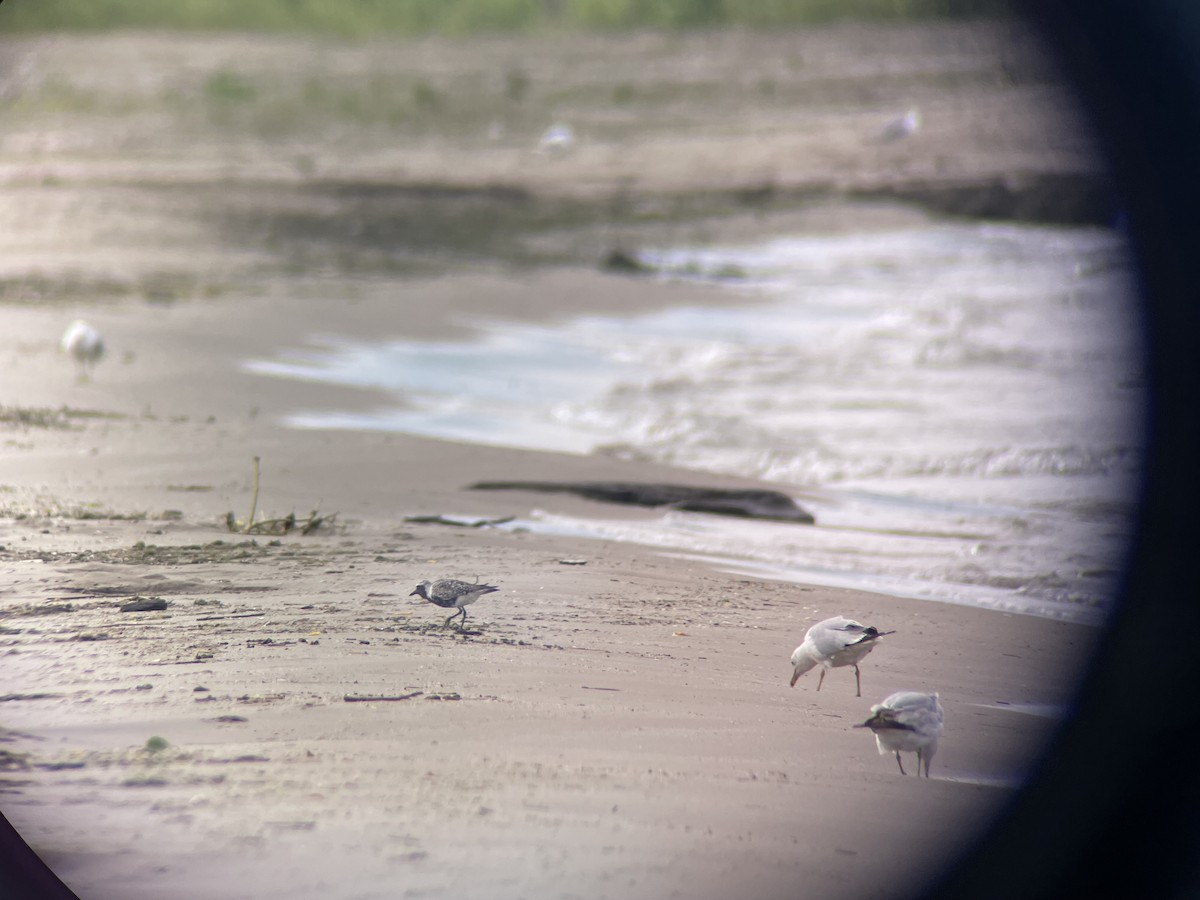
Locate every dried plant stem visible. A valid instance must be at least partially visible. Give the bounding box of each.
[247,456,261,529]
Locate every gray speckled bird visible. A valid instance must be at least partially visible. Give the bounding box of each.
[410,578,499,629]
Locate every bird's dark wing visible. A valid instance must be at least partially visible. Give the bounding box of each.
[859,710,918,733]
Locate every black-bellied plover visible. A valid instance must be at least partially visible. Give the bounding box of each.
[60,320,105,379]
[410,578,499,629]
[789,615,894,697]
[856,691,944,778]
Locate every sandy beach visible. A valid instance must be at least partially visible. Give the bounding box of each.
[0,21,1109,900]
[1,273,1100,900]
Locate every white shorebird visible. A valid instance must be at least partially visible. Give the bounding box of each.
[60,320,105,379]
[537,122,575,154]
[876,107,921,143]
[410,578,499,629]
[857,691,945,778]
[789,616,893,697]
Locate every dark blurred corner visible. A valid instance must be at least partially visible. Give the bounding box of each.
[928,1,1200,897]
[1,810,76,899]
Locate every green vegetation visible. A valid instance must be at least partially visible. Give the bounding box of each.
[0,0,1011,35]
[204,69,258,104]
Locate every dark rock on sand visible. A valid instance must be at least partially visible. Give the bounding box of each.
[469,481,815,524]
[119,596,168,613]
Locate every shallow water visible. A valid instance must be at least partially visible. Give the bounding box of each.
[246,215,1142,623]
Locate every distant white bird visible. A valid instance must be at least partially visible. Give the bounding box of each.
[537,122,575,154]
[876,107,921,143]
[789,615,893,697]
[857,691,945,778]
[60,320,105,379]
[410,578,499,629]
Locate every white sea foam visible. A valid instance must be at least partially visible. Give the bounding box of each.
[244,217,1142,620]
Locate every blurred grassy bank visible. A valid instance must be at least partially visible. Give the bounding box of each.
[1,0,1010,36]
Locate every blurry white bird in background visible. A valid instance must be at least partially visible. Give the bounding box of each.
[857,691,945,778]
[537,122,576,154]
[876,107,921,143]
[60,320,105,380]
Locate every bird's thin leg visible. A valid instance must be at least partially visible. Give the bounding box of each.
[442,612,456,628]
[895,752,907,776]
[920,750,930,778]
[816,669,826,691]
[854,664,862,698]
[459,607,469,628]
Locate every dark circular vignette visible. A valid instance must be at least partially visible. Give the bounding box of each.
[0,812,76,899]
[1,6,1198,900]
[927,2,1200,899]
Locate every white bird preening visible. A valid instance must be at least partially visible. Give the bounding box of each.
[876,107,921,143]
[857,690,945,778]
[789,615,893,697]
[60,320,105,380]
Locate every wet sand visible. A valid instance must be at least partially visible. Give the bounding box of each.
[0,21,1105,900]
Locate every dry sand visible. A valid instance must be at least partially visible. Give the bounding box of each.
[0,21,1106,900]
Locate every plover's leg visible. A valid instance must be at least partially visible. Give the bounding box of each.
[442,611,457,628]
[920,750,931,779]
[816,668,826,691]
[895,752,907,776]
[854,664,862,697]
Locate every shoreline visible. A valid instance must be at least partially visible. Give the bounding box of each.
[1,259,1119,627]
